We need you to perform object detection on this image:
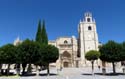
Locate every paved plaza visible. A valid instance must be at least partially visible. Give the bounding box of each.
[0,67,125,79]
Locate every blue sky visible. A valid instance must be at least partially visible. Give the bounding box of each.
[0,0,125,46]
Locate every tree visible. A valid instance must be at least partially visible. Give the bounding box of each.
[42,45,59,75]
[121,42,125,65]
[99,40,122,74]
[0,44,16,75]
[17,39,41,75]
[35,20,48,45]
[41,20,48,45]
[0,48,3,75]
[85,50,100,74]
[35,20,42,44]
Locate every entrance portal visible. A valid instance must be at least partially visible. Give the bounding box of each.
[63,62,69,67]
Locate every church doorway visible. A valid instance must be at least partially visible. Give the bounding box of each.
[61,51,71,67]
[63,62,69,67]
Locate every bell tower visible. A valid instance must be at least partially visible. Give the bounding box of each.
[78,12,99,66]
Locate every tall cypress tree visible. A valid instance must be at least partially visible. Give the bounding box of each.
[41,20,48,45]
[35,20,42,44]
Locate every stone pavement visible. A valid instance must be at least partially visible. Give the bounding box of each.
[0,67,125,79]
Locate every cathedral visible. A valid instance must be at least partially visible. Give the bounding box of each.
[48,12,100,68]
[14,12,100,68]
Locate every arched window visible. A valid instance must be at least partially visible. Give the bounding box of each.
[88,26,92,30]
[64,40,68,44]
[87,18,90,22]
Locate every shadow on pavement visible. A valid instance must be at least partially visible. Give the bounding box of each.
[20,73,36,76]
[39,73,57,76]
[19,73,57,77]
[82,73,93,75]
[82,73,125,76]
[95,73,125,76]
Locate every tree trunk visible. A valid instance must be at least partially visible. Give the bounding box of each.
[22,63,27,75]
[91,60,94,75]
[47,64,49,75]
[102,61,106,75]
[27,64,31,74]
[0,64,2,75]
[7,64,10,76]
[16,64,20,75]
[112,62,116,74]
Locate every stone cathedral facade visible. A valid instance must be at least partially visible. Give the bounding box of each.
[49,12,100,68]
[14,12,100,68]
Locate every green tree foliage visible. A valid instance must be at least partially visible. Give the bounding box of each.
[121,42,125,60]
[41,20,48,45]
[99,40,122,74]
[17,39,41,74]
[42,45,59,75]
[85,50,100,74]
[35,20,48,45]
[121,42,125,65]
[0,44,16,75]
[35,20,42,44]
